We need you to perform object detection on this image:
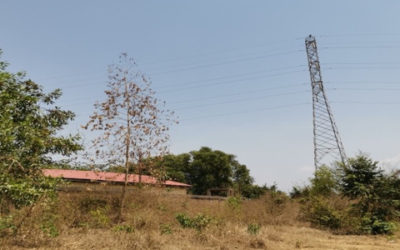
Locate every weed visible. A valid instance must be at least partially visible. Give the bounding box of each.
[159,223,172,235]
[40,214,59,238]
[113,224,134,233]
[247,223,261,235]
[226,196,242,211]
[0,215,16,236]
[89,208,110,228]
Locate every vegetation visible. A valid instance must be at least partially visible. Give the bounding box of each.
[152,147,268,198]
[83,53,176,220]
[0,50,81,214]
[295,155,400,235]
[1,49,400,249]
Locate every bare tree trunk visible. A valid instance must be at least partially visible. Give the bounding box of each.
[118,81,131,222]
[138,162,142,185]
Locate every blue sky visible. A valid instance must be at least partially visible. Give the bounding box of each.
[1,1,400,191]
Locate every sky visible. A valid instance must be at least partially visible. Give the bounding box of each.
[1,0,400,191]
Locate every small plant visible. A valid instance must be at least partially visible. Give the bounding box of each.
[113,224,134,233]
[89,208,110,228]
[176,213,193,228]
[40,213,59,238]
[247,223,261,235]
[160,223,172,235]
[226,196,242,211]
[0,215,16,236]
[176,213,212,231]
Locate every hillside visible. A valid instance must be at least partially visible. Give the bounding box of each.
[1,188,399,250]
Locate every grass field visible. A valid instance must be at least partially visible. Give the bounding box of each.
[1,187,400,250]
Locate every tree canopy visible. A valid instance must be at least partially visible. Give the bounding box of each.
[0,50,81,210]
[153,147,266,198]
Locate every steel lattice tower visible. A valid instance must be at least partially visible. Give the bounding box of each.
[305,35,347,169]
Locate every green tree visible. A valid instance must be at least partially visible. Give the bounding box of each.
[186,147,233,195]
[155,153,190,183]
[338,156,383,200]
[337,155,399,234]
[0,50,81,212]
[310,165,337,196]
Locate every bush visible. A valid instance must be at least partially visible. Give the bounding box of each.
[299,155,400,235]
[360,215,397,235]
[176,213,212,231]
[302,197,342,230]
[226,196,241,211]
[310,166,337,196]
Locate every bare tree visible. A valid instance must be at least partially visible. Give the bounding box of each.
[83,53,177,221]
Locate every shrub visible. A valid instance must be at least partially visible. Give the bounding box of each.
[176,213,212,231]
[310,166,337,196]
[89,208,110,228]
[226,196,241,211]
[299,155,400,235]
[302,197,341,230]
[360,215,397,235]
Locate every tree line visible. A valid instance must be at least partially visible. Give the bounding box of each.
[108,146,268,198]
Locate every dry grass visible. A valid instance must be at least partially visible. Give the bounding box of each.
[1,187,400,250]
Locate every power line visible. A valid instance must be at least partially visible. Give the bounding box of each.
[57,69,308,104]
[36,47,304,82]
[171,90,308,111]
[181,102,310,122]
[150,50,304,76]
[168,83,307,105]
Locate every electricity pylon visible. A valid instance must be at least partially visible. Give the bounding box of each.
[305,35,347,169]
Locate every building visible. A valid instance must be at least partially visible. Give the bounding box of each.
[43,169,190,194]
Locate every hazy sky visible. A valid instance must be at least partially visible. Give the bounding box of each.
[1,1,400,191]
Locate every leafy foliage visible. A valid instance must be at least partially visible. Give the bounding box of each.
[247,223,261,235]
[175,212,212,231]
[0,50,81,211]
[299,155,400,235]
[153,147,266,198]
[310,165,337,196]
[187,147,233,195]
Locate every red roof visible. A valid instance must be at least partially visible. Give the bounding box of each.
[42,169,191,188]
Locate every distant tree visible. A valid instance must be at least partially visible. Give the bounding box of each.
[185,147,233,195]
[151,153,190,183]
[83,53,176,221]
[0,50,81,212]
[135,147,265,198]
